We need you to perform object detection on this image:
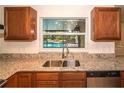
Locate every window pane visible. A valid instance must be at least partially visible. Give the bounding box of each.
[43,35,85,48]
[43,19,85,33]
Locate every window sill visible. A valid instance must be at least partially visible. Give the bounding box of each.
[40,48,87,52]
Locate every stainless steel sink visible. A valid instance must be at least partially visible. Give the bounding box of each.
[42,59,80,67]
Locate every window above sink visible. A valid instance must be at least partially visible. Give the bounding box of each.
[43,19,85,33]
[40,18,87,50]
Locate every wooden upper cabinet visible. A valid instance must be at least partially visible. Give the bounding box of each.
[4,7,37,41]
[91,7,121,41]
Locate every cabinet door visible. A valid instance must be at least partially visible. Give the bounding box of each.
[36,81,59,88]
[4,7,29,40]
[35,72,59,87]
[18,73,32,87]
[3,74,18,88]
[62,81,86,88]
[36,72,59,81]
[61,72,86,88]
[62,72,86,80]
[92,7,121,41]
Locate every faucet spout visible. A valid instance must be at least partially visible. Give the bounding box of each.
[62,37,69,59]
[66,43,69,58]
[62,45,65,59]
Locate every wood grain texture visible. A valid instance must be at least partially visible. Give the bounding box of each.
[91,7,121,41]
[18,72,32,87]
[120,71,124,87]
[4,7,37,41]
[36,81,59,87]
[3,71,87,88]
[3,73,18,87]
[35,72,59,81]
[61,81,86,88]
[120,71,124,79]
[61,72,86,80]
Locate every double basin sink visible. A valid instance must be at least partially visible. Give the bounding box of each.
[42,59,80,67]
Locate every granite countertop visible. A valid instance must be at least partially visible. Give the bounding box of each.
[0,60,92,79]
[0,53,124,79]
[0,59,123,79]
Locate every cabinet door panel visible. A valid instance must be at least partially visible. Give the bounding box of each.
[4,7,37,40]
[36,72,59,81]
[18,82,32,88]
[18,73,32,87]
[62,81,86,88]
[97,10,120,40]
[91,7,121,41]
[36,81,59,88]
[4,8,29,40]
[62,72,86,80]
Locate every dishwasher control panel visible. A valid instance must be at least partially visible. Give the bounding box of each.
[87,71,120,77]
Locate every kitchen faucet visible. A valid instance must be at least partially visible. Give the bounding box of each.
[62,36,69,59]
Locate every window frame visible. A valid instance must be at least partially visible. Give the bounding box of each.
[40,17,88,52]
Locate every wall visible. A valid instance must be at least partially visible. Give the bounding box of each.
[0,5,114,54]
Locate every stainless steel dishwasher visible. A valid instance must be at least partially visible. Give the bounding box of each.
[87,71,120,88]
